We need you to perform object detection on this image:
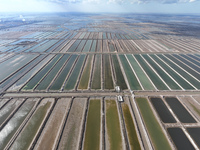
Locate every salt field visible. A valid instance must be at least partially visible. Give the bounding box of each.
[0,13,200,150]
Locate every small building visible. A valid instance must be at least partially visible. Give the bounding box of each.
[117,95,123,102]
[132,91,135,99]
[115,86,120,92]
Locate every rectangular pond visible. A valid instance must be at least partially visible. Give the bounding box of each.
[103,54,114,90]
[134,55,168,90]
[64,55,86,90]
[78,55,93,90]
[165,97,196,123]
[156,54,199,89]
[91,54,101,89]
[0,54,37,83]
[111,55,127,90]
[10,98,54,150]
[164,54,200,81]
[82,40,92,52]
[67,40,81,52]
[187,128,200,148]
[121,102,141,150]
[119,55,141,90]
[143,55,181,90]
[105,99,123,150]
[35,98,71,150]
[0,98,37,149]
[150,97,176,123]
[58,98,87,150]
[173,54,200,74]
[36,54,70,90]
[136,97,171,150]
[167,128,195,150]
[83,99,101,150]
[22,54,62,90]
[50,54,77,91]
[126,55,155,90]
[8,55,53,91]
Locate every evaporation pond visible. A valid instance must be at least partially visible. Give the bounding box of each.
[165,97,196,123]
[150,97,176,123]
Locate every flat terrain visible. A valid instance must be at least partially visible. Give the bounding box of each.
[0,13,200,150]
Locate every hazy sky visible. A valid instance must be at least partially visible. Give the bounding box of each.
[0,0,200,13]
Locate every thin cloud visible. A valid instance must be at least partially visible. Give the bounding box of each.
[0,0,197,4]
[0,0,199,12]
[45,0,199,4]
